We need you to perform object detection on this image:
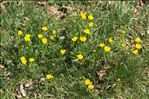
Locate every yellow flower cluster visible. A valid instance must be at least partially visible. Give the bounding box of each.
[18,31,35,64]
[80,12,94,20]
[38,29,57,43]
[17,30,33,43]
[67,12,94,60]
[39,28,57,43]
[81,13,94,26]
[37,26,51,44]
[18,27,59,65]
[71,12,94,44]
[81,12,94,20]
[50,29,57,40]
[84,79,94,89]
[18,30,31,42]
[17,30,31,42]
[20,56,35,64]
[99,43,111,52]
[132,37,142,55]
[88,14,94,28]
[80,12,94,34]
[15,11,147,94]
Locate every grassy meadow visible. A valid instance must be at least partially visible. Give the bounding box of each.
[0,0,149,98]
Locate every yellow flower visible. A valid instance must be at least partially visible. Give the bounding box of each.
[60,49,66,55]
[24,34,31,42]
[88,84,94,89]
[18,30,23,36]
[77,53,83,60]
[52,29,56,35]
[85,79,92,85]
[38,34,43,39]
[20,56,27,64]
[99,43,105,48]
[42,37,48,44]
[108,37,113,43]
[72,36,78,42]
[80,12,87,20]
[135,37,142,43]
[88,14,94,20]
[80,36,87,42]
[46,74,54,79]
[132,49,138,55]
[135,44,142,49]
[104,46,111,52]
[42,26,48,31]
[121,43,126,47]
[29,58,35,63]
[83,29,90,35]
[89,22,94,27]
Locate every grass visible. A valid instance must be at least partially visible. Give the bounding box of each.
[0,0,149,98]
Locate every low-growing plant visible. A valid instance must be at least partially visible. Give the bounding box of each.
[1,1,148,98]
